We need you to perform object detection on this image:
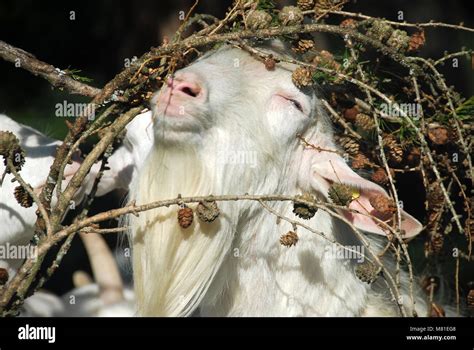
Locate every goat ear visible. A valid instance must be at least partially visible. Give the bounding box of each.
[33,150,119,199]
[95,146,134,196]
[35,111,151,198]
[96,111,154,196]
[308,145,423,239]
[33,151,84,196]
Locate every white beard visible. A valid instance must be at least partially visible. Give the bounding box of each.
[131,145,215,316]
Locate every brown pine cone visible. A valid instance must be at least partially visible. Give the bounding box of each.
[292,67,313,89]
[292,39,315,54]
[371,167,395,186]
[340,18,358,29]
[3,146,26,173]
[426,212,439,232]
[312,50,340,70]
[14,185,33,208]
[383,135,403,163]
[293,193,318,220]
[280,231,299,247]
[177,206,194,229]
[467,289,474,311]
[427,183,444,210]
[0,131,19,157]
[369,194,396,216]
[424,233,444,257]
[428,126,450,145]
[406,147,421,166]
[430,234,444,254]
[355,113,375,131]
[408,30,425,52]
[264,56,276,71]
[351,153,369,169]
[337,136,360,155]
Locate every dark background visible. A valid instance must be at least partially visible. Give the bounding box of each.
[0,0,473,305]
[1,0,472,139]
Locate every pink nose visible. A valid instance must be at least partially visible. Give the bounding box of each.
[167,72,204,100]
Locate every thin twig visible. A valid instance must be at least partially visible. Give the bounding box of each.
[434,50,472,66]
[344,40,417,315]
[327,10,474,33]
[0,40,100,97]
[409,56,473,186]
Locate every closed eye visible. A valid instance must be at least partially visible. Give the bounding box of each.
[287,98,303,112]
[275,93,308,115]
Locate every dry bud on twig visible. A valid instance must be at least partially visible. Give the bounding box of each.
[293,192,318,220]
[355,261,380,284]
[246,10,272,30]
[328,183,358,206]
[280,231,299,247]
[196,200,220,223]
[279,6,304,26]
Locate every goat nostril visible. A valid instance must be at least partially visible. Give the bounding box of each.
[180,86,199,97]
[172,79,202,98]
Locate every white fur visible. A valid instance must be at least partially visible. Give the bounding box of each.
[20,290,66,317]
[129,44,429,317]
[19,286,135,317]
[56,284,135,317]
[0,113,152,282]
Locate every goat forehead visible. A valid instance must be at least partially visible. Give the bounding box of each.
[180,48,319,112]
[185,47,295,85]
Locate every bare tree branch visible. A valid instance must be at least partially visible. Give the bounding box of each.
[0,40,101,97]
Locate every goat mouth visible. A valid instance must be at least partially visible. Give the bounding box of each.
[154,110,206,137]
[156,96,207,121]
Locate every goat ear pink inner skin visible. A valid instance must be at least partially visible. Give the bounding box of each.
[311,153,423,240]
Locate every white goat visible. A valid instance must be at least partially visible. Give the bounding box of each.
[0,112,153,286]
[127,42,429,317]
[0,113,150,316]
